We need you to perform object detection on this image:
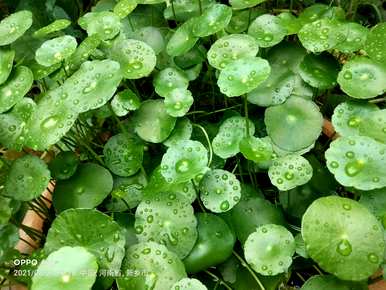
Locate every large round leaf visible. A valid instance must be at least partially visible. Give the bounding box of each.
[45,208,126,273]
[199,169,241,213]
[4,155,50,201]
[135,192,197,258]
[218,56,271,97]
[49,151,79,180]
[337,57,386,99]
[78,11,120,40]
[166,18,199,57]
[117,242,186,290]
[153,67,189,97]
[364,22,386,64]
[0,66,33,113]
[110,38,156,79]
[35,35,77,67]
[0,48,15,85]
[244,224,295,276]
[161,140,208,184]
[299,53,339,89]
[164,88,194,117]
[248,14,287,48]
[192,4,232,37]
[212,116,255,159]
[104,133,144,177]
[0,11,33,46]
[268,154,313,191]
[31,247,98,290]
[266,41,307,74]
[53,163,113,213]
[183,213,236,273]
[133,99,176,143]
[207,34,259,70]
[334,22,368,53]
[265,97,323,152]
[325,136,386,190]
[301,196,384,281]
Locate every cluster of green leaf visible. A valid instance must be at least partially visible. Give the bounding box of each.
[0,0,385,289]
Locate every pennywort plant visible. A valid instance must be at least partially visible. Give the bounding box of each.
[0,0,385,289]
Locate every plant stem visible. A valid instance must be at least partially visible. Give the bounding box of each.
[232,250,266,290]
[192,124,213,167]
[192,180,206,212]
[243,95,250,137]
[198,0,203,15]
[204,270,233,290]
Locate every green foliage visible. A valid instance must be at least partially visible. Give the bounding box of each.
[0,1,385,289]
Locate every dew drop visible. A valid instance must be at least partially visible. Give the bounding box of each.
[336,239,352,256]
[220,200,230,211]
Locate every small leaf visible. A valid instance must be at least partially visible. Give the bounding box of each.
[113,0,137,19]
[0,10,33,46]
[135,192,197,258]
[248,14,287,48]
[153,67,189,97]
[239,136,274,164]
[103,133,144,177]
[277,12,301,35]
[53,163,113,213]
[4,155,50,201]
[111,88,140,117]
[167,18,199,57]
[217,56,271,97]
[199,169,241,213]
[302,196,384,281]
[164,88,194,117]
[359,188,386,221]
[131,26,165,54]
[244,224,295,276]
[163,117,193,148]
[265,97,323,152]
[78,11,121,40]
[66,35,101,74]
[35,35,77,67]
[33,19,71,38]
[0,48,15,85]
[49,151,79,180]
[334,22,368,53]
[337,56,386,99]
[364,22,386,64]
[133,99,177,143]
[31,247,98,290]
[192,4,232,37]
[160,140,208,184]
[268,154,313,191]
[325,136,386,190]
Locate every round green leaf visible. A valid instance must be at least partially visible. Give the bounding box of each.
[364,22,386,64]
[301,196,385,281]
[298,4,345,25]
[131,26,165,55]
[247,65,296,106]
[268,154,313,191]
[218,56,271,97]
[325,136,386,190]
[153,67,189,97]
[240,136,274,164]
[164,88,193,117]
[110,38,156,79]
[113,0,137,19]
[0,66,33,113]
[248,14,287,48]
[331,101,379,138]
[33,19,72,38]
[35,35,77,67]
[266,41,307,74]
[66,35,101,74]
[0,113,24,150]
[167,18,199,57]
[45,208,126,272]
[183,213,236,273]
[199,169,241,213]
[277,12,301,35]
[117,242,186,290]
[104,133,144,177]
[135,192,197,258]
[49,151,79,180]
[298,18,346,52]
[299,53,339,89]
[0,10,33,46]
[160,140,208,184]
[265,97,323,152]
[31,247,98,290]
[0,48,15,85]
[230,0,266,10]
[171,278,207,290]
[53,163,113,213]
[301,275,360,290]
[244,224,295,276]
[358,110,386,144]
[207,34,259,70]
[212,116,255,159]
[4,155,50,201]
[163,117,193,147]
[337,57,386,99]
[192,4,232,37]
[78,11,120,40]
[334,22,368,53]
[133,99,177,143]
[111,88,141,117]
